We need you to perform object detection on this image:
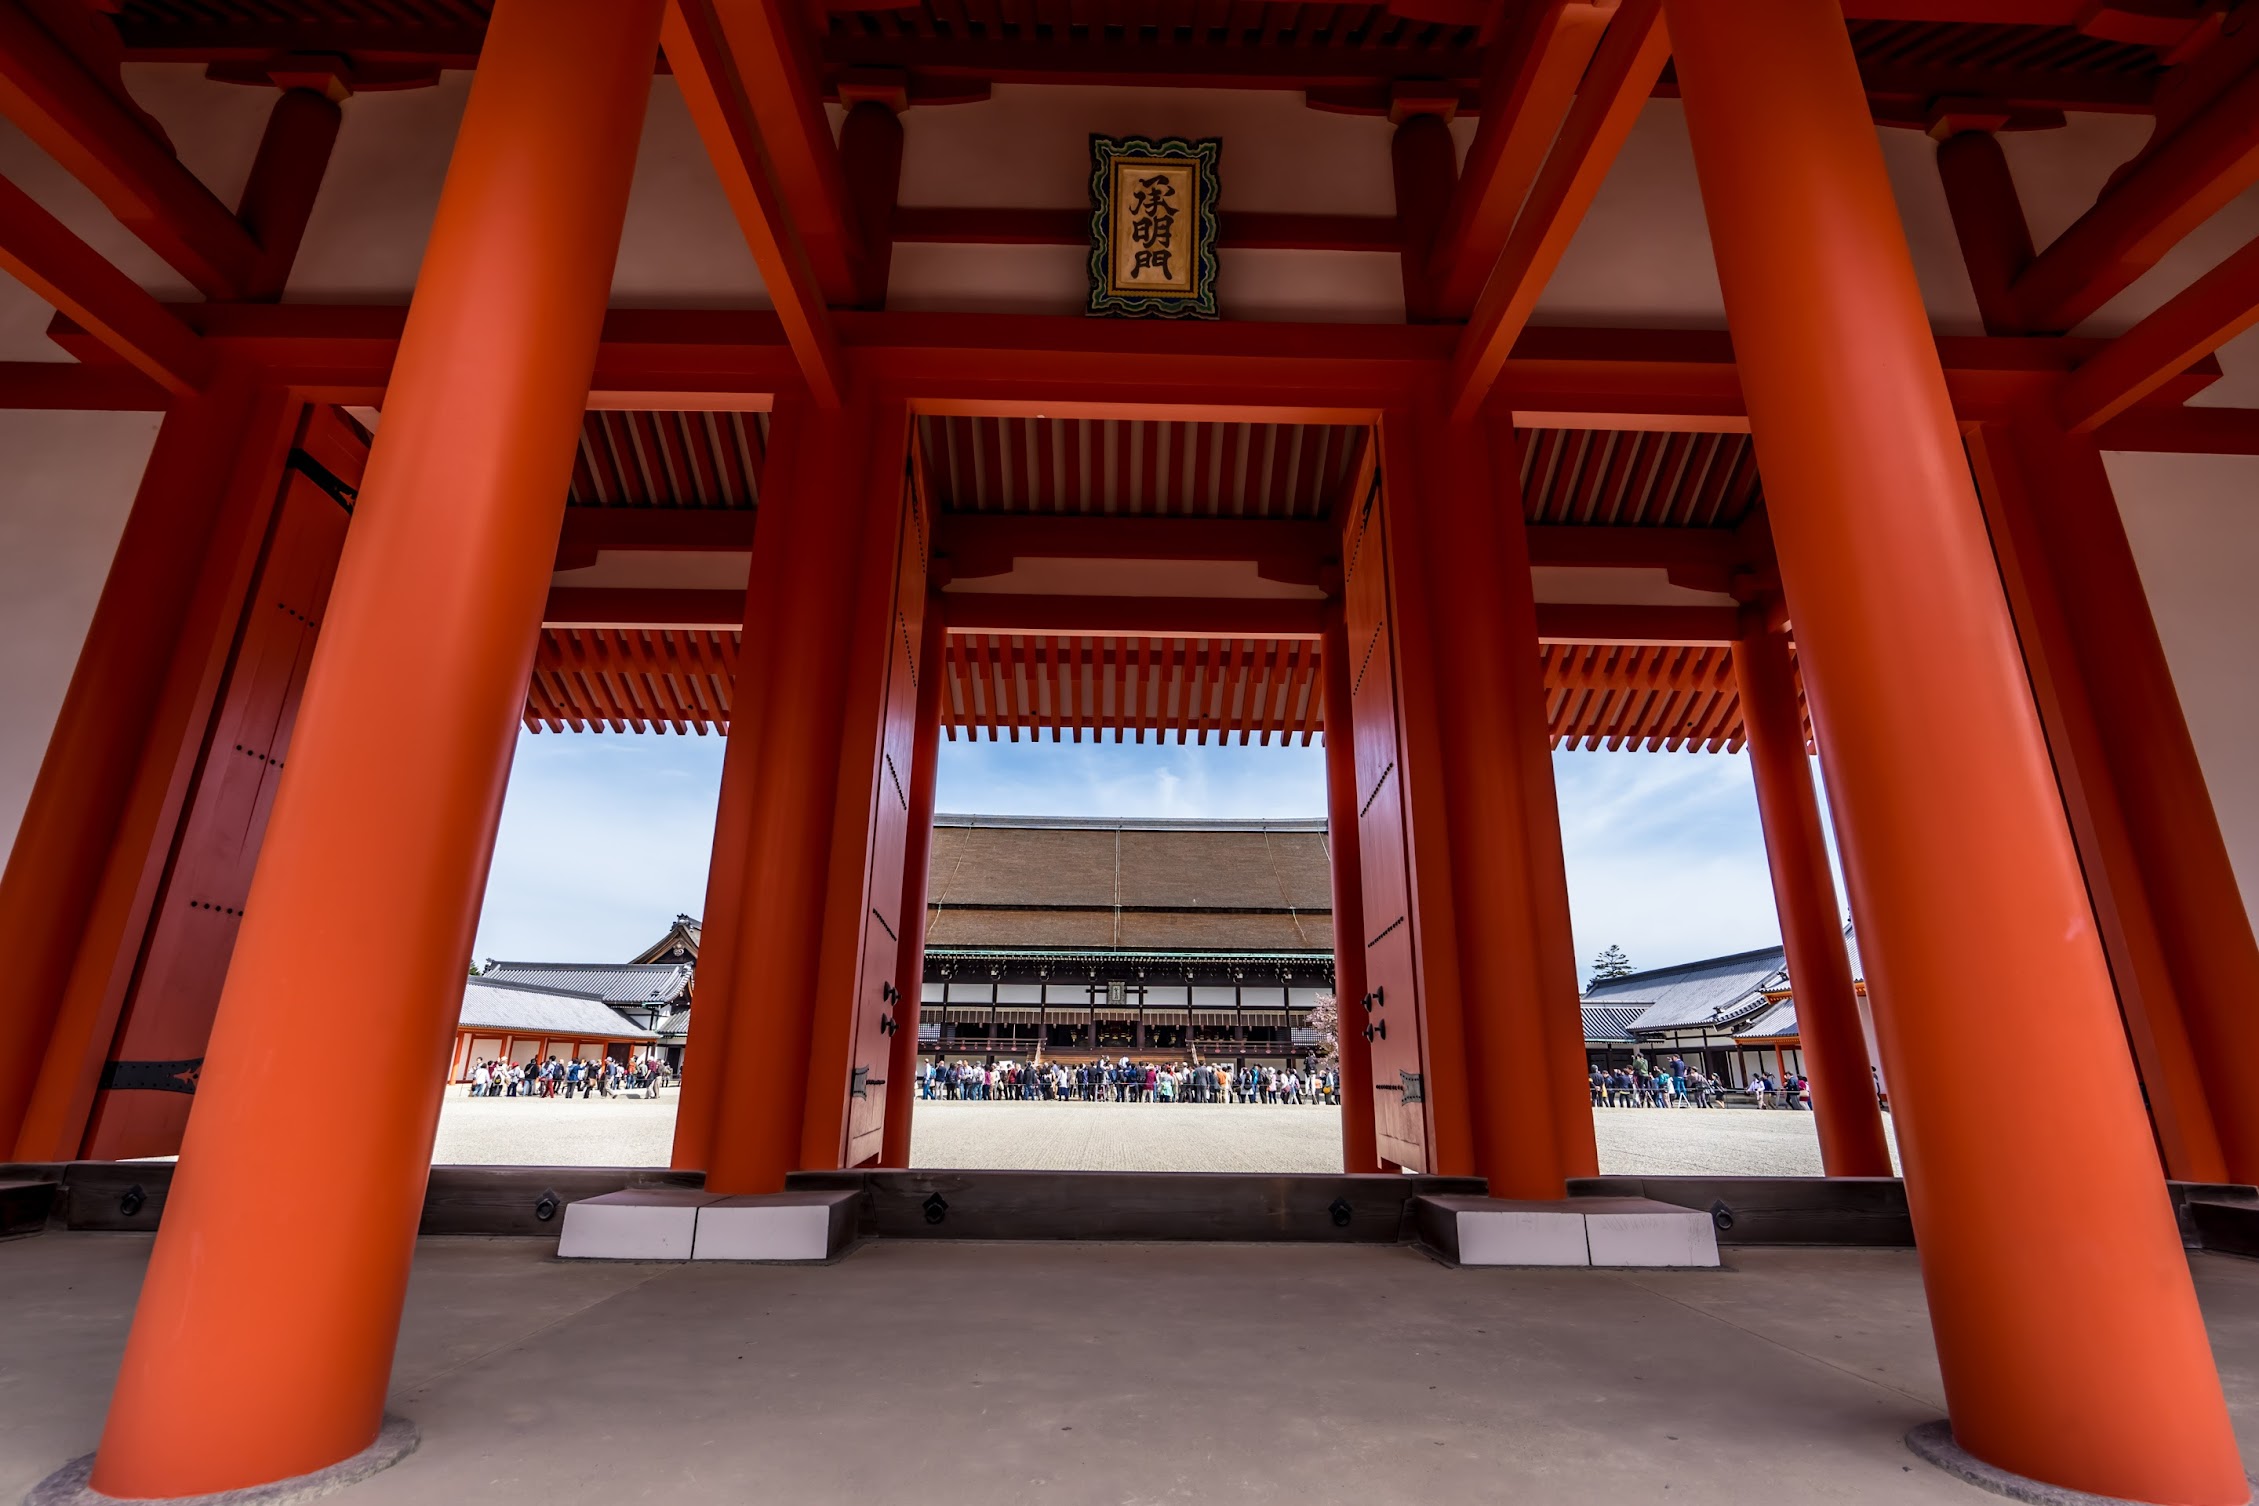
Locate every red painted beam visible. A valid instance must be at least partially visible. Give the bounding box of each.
[935,513,1335,572]
[2092,407,2259,454]
[0,175,210,397]
[821,36,1482,92]
[1446,0,1672,422]
[2058,233,2259,432]
[890,206,1399,253]
[1534,603,1743,643]
[2012,61,2259,333]
[556,506,758,563]
[1429,1,1616,319]
[664,0,848,408]
[0,361,166,409]
[941,594,1326,639]
[1525,523,1746,571]
[0,1,258,300]
[543,587,748,628]
[705,0,860,305]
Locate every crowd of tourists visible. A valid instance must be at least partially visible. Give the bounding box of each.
[464,1054,670,1099]
[921,1057,1339,1105]
[1590,1053,1809,1110]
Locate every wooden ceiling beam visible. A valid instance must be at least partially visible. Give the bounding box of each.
[2057,232,2259,432]
[2011,59,2259,333]
[663,0,849,407]
[942,594,1326,639]
[891,206,1398,253]
[0,174,210,397]
[1445,0,1671,422]
[0,1,259,300]
[1429,1,1616,319]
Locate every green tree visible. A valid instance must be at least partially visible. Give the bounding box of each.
[1589,944,1636,982]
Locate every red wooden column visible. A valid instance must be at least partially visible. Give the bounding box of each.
[704,396,916,1193]
[880,598,947,1167]
[88,2,665,1496]
[1321,601,1381,1174]
[0,374,293,1157]
[1391,409,1593,1197]
[1974,411,2259,1184]
[669,409,808,1173]
[1667,2,2245,1500]
[1730,619,1891,1177]
[798,398,921,1172]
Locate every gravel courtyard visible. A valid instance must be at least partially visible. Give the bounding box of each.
[430,1092,1901,1176]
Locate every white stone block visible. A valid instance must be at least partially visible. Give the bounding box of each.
[692,1191,858,1262]
[1580,1199,1721,1268]
[1455,1206,1592,1267]
[557,1189,719,1261]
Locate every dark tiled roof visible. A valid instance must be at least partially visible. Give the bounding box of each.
[923,815,1331,957]
[1584,944,1788,1034]
[1581,1004,1650,1043]
[459,980,658,1041]
[480,961,692,1006]
[630,916,703,965]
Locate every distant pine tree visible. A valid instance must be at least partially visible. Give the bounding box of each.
[1590,944,1636,982]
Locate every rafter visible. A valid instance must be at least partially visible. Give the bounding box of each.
[0,1,258,300]
[663,0,848,408]
[2057,231,2259,432]
[1445,0,1672,423]
[0,175,210,397]
[1429,1,1616,319]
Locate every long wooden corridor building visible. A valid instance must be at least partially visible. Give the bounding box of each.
[2,0,2259,1501]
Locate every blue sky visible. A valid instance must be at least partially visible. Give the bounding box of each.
[471,728,1832,982]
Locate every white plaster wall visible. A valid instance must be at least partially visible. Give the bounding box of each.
[291,73,767,306]
[0,411,162,864]
[2104,452,2259,934]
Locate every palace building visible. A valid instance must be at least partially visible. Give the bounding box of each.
[4,0,2259,1502]
[919,814,1332,1066]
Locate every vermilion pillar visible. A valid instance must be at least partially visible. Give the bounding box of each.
[669,412,805,1173]
[1667,2,2245,1500]
[705,399,883,1195]
[1321,602,1380,1174]
[1394,410,1594,1197]
[881,600,947,1167]
[1976,411,2259,1183]
[89,2,664,1495]
[1731,620,1891,1177]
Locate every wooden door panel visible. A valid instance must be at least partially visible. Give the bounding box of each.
[1340,478,1429,1171]
[843,494,926,1161]
[85,473,349,1159]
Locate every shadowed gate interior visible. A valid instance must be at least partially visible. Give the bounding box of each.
[71,401,1776,1184]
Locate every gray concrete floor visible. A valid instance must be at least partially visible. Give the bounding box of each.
[430,1093,1903,1176]
[5,1234,2253,1504]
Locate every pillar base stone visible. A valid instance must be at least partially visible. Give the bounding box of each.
[557,1188,859,1262]
[556,1188,719,1260]
[1414,1195,1721,1267]
[1904,1421,2254,1506]
[25,1414,418,1506]
[691,1191,859,1261]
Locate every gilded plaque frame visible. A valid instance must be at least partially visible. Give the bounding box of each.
[1087,134,1221,319]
